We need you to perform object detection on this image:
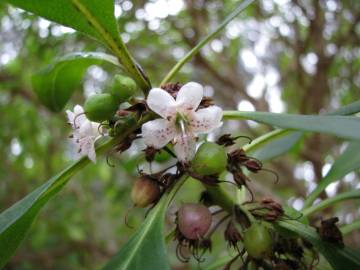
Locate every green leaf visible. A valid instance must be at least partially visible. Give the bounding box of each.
[242,100,360,162]
[6,0,116,44]
[161,0,256,84]
[341,219,360,236]
[102,178,186,270]
[32,52,121,112]
[303,189,360,217]
[328,100,360,116]
[6,0,150,92]
[276,219,360,270]
[223,111,360,140]
[244,129,303,162]
[0,139,114,268]
[204,255,233,270]
[303,141,360,208]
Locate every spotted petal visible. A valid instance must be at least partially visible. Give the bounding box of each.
[147,88,176,119]
[76,120,99,138]
[77,136,97,163]
[176,82,203,111]
[173,133,197,162]
[142,119,176,149]
[66,104,87,129]
[190,106,223,134]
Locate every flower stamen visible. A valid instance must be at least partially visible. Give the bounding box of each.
[141,82,223,162]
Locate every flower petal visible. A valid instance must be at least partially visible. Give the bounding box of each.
[66,110,76,128]
[86,141,97,163]
[141,119,176,148]
[147,88,176,119]
[173,133,196,162]
[66,105,87,129]
[190,106,223,134]
[74,104,84,115]
[78,137,97,163]
[77,120,100,138]
[176,82,203,111]
[66,105,101,163]
[77,121,94,137]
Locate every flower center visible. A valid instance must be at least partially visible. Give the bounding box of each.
[175,112,190,134]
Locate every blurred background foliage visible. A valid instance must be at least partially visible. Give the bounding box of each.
[0,0,359,269]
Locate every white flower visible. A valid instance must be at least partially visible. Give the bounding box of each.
[66,105,102,163]
[141,82,223,162]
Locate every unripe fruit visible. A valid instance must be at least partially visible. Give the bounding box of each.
[192,142,227,175]
[110,74,137,103]
[154,149,172,163]
[243,222,272,259]
[84,93,119,122]
[177,203,212,240]
[131,177,160,208]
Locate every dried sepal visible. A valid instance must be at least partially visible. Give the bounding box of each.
[224,220,242,250]
[317,217,344,247]
[252,198,284,222]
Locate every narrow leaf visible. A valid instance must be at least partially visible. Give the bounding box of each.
[241,100,360,162]
[161,0,256,84]
[303,189,360,217]
[204,255,233,270]
[276,219,360,270]
[0,139,114,268]
[102,200,169,270]
[6,0,119,43]
[304,141,360,208]
[6,0,150,92]
[102,178,185,270]
[243,129,303,162]
[341,219,360,236]
[223,111,360,140]
[32,52,121,112]
[328,100,360,116]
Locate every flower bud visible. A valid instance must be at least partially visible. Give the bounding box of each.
[131,177,160,208]
[250,198,284,222]
[177,203,212,240]
[110,74,137,103]
[84,93,119,122]
[191,142,227,175]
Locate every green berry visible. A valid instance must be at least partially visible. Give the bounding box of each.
[243,222,272,259]
[191,142,227,175]
[110,74,137,103]
[154,149,172,163]
[84,93,119,122]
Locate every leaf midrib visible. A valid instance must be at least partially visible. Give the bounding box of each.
[119,200,166,270]
[70,0,149,92]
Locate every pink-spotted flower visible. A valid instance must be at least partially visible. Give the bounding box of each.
[141,82,223,162]
[66,105,102,163]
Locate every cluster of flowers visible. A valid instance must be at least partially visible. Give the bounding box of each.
[66,81,222,163]
[65,79,328,269]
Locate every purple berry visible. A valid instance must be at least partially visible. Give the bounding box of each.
[178,203,212,240]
